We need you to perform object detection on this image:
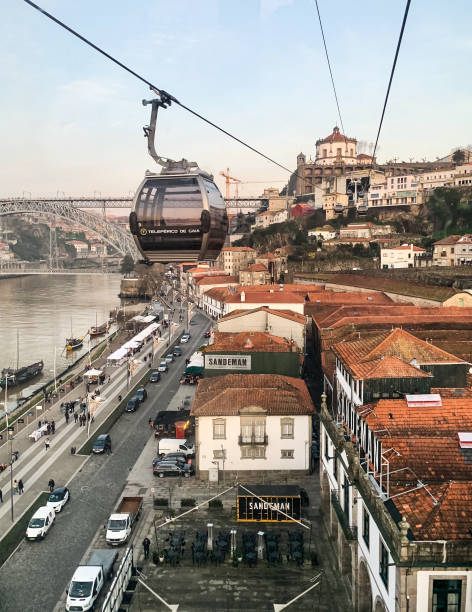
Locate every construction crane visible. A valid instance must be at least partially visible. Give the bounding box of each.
[219,168,242,198]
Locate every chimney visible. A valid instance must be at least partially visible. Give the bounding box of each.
[241,291,245,302]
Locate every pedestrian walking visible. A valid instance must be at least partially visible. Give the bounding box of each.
[148,418,154,429]
[48,479,55,492]
[87,412,90,422]
[142,537,151,560]
[45,437,50,451]
[18,479,24,495]
[37,420,41,429]
[51,420,56,434]
[74,412,78,424]
[65,411,69,425]
[107,375,111,383]
[0,488,3,503]
[13,480,18,495]
[46,422,51,435]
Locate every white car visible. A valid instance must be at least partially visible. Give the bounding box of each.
[26,506,55,540]
[47,486,70,512]
[181,334,190,343]
[158,361,168,372]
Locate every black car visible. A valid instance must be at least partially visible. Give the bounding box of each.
[173,346,183,357]
[152,454,187,468]
[159,452,189,464]
[153,462,194,478]
[135,387,148,403]
[92,434,111,454]
[125,397,140,412]
[149,371,161,383]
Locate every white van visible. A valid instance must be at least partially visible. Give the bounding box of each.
[158,438,195,458]
[26,506,55,540]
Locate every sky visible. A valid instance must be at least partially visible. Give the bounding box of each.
[1,0,471,198]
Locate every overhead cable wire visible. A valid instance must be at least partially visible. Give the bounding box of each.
[24,0,299,178]
[314,0,345,135]
[370,0,412,167]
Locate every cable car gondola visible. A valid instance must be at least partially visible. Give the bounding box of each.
[129,96,228,264]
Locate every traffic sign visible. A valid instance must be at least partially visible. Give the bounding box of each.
[18,418,24,424]
[7,426,14,432]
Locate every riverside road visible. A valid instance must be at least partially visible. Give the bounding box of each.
[0,310,210,612]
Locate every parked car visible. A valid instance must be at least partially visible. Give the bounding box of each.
[158,361,168,372]
[47,486,70,513]
[181,334,190,343]
[157,439,195,457]
[165,354,175,364]
[176,297,181,302]
[125,397,140,412]
[26,506,56,540]
[204,331,211,338]
[149,371,161,383]
[135,387,148,403]
[153,462,194,478]
[92,434,112,454]
[173,346,182,357]
[152,455,186,468]
[157,451,189,464]
[190,319,197,325]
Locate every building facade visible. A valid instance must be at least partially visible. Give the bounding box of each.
[380,244,427,269]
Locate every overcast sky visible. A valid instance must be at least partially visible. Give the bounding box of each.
[1,0,471,198]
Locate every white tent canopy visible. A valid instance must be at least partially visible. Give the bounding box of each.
[107,347,130,364]
[84,368,103,377]
[134,322,159,342]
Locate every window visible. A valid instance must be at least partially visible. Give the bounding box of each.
[337,148,342,156]
[362,505,370,548]
[213,419,226,439]
[281,418,294,439]
[333,452,338,480]
[323,149,327,158]
[241,446,266,459]
[379,540,389,589]
[432,579,462,612]
[281,449,294,459]
[324,433,329,460]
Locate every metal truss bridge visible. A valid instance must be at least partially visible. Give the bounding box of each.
[0,196,266,260]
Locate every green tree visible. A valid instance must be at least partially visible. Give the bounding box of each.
[120,254,135,275]
[452,149,466,165]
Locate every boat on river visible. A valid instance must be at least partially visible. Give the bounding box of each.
[66,337,84,351]
[89,322,110,337]
[0,360,44,388]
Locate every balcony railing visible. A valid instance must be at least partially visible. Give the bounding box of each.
[238,434,268,446]
[331,491,357,541]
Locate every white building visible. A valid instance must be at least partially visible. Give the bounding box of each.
[315,126,359,166]
[218,306,307,353]
[308,225,337,241]
[223,290,306,315]
[380,244,426,269]
[191,374,314,478]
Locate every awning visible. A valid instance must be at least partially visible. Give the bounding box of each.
[185,365,204,375]
[84,368,103,377]
[107,347,129,362]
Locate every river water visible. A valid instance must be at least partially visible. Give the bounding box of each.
[0,274,122,410]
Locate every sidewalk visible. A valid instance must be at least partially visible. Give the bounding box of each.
[0,318,184,539]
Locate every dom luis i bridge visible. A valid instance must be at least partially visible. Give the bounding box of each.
[0,195,265,266]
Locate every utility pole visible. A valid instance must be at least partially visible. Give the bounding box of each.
[4,377,14,522]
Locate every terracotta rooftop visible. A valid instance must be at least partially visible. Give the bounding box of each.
[225,291,305,305]
[294,273,457,302]
[306,291,393,305]
[218,307,306,325]
[202,287,235,302]
[434,235,463,245]
[316,126,356,144]
[196,275,237,286]
[244,263,268,272]
[350,356,432,380]
[388,245,425,252]
[333,328,465,379]
[207,331,299,353]
[393,481,472,540]
[191,374,315,417]
[242,283,323,294]
[221,246,255,252]
[257,252,279,259]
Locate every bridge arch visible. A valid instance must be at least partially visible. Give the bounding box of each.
[0,199,140,260]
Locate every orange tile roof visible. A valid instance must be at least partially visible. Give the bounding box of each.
[306,292,393,305]
[202,287,235,302]
[350,356,432,380]
[389,245,425,252]
[257,252,279,259]
[207,331,299,353]
[333,328,464,377]
[225,291,305,304]
[196,275,237,286]
[191,374,315,417]
[242,283,324,293]
[218,307,306,325]
[393,481,472,540]
[245,263,268,272]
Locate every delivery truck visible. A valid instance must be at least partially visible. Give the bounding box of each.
[66,548,117,611]
[105,496,143,546]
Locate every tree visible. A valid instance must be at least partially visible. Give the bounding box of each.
[452,149,466,165]
[121,254,135,275]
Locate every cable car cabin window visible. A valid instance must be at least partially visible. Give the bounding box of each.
[136,177,203,251]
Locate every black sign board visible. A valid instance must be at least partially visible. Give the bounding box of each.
[237,485,301,523]
[7,426,14,432]
[0,434,3,440]
[18,419,24,424]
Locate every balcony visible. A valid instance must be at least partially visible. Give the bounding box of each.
[238,434,268,446]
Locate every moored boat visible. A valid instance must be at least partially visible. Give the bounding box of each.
[66,337,83,351]
[89,322,110,337]
[0,360,44,388]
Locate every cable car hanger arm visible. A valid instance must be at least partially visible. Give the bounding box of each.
[24,0,300,179]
